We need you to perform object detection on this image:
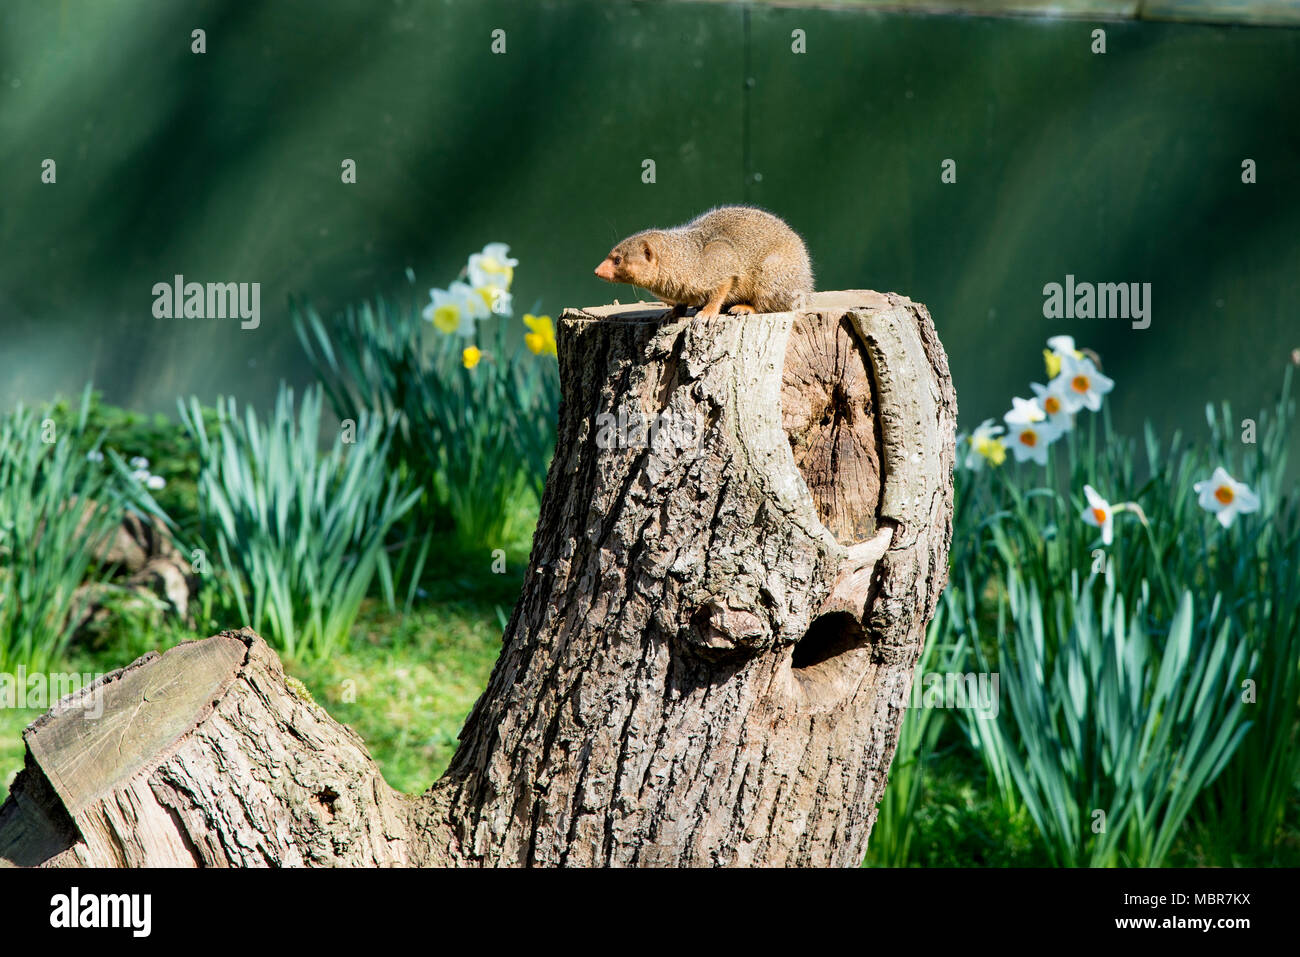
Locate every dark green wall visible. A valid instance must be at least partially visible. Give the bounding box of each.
[2,0,1297,445]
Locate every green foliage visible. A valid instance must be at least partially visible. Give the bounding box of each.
[952,572,1250,867]
[44,389,212,542]
[944,357,1299,866]
[294,293,559,552]
[871,748,1049,867]
[864,613,956,867]
[178,384,421,662]
[0,389,125,672]
[1189,372,1300,856]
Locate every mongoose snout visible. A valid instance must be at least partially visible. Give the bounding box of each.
[594,206,814,319]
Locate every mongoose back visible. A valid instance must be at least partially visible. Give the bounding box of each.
[593,206,813,318]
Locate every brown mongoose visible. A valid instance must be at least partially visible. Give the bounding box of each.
[593,206,813,318]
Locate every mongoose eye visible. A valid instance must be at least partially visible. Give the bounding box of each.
[612,255,621,266]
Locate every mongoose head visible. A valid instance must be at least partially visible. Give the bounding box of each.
[594,232,660,288]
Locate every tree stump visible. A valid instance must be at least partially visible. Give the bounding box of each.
[0,290,956,868]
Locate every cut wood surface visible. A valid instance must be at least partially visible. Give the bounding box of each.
[0,290,956,868]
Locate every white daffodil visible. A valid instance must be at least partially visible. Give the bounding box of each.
[1056,353,1114,414]
[86,449,104,463]
[131,469,151,483]
[1005,396,1046,426]
[423,282,487,337]
[1193,467,1261,528]
[1030,379,1073,428]
[468,242,517,292]
[146,474,166,490]
[129,456,149,470]
[472,285,513,316]
[1004,415,1062,465]
[959,419,1007,470]
[1046,335,1080,355]
[1081,484,1115,545]
[1044,335,1083,379]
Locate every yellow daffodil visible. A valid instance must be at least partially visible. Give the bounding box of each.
[958,419,1006,469]
[422,282,487,336]
[462,346,483,369]
[523,313,557,357]
[473,285,513,316]
[1043,335,1084,379]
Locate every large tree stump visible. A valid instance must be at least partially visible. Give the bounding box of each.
[0,291,955,868]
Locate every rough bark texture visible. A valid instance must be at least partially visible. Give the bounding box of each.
[0,290,955,868]
[0,631,411,867]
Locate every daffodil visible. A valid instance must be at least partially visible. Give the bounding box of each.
[423,282,486,336]
[1056,353,1114,414]
[959,419,1006,470]
[1081,484,1115,545]
[462,346,483,370]
[468,242,517,292]
[1005,396,1046,426]
[523,313,557,357]
[473,286,512,316]
[1030,379,1073,427]
[1193,467,1261,528]
[1043,335,1083,379]
[1004,415,1062,465]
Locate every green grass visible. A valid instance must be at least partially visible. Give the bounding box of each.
[868,747,1049,868]
[0,600,503,802]
[0,530,528,805]
[292,599,504,793]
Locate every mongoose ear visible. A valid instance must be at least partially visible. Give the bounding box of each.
[642,240,654,262]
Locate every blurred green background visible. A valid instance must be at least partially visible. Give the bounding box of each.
[1,0,1297,439]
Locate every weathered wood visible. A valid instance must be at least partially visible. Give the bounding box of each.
[2,629,411,866]
[0,290,956,868]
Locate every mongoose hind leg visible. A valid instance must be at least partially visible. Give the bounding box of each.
[727,303,757,315]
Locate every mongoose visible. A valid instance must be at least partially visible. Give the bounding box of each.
[593,206,813,318]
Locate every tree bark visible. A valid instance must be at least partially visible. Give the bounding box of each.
[0,290,955,868]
